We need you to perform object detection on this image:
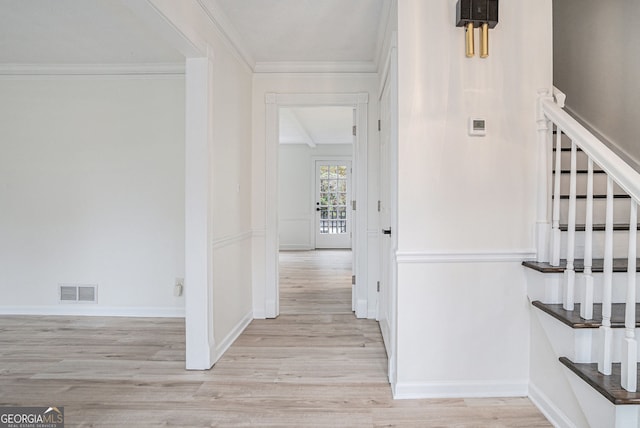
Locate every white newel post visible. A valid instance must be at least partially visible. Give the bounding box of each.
[621,200,638,392]
[599,177,615,375]
[580,158,594,320]
[536,89,553,263]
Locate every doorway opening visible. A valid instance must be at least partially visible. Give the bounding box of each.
[262,92,369,319]
[279,250,352,315]
[277,105,354,315]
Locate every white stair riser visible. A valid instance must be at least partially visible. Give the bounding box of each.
[536,311,640,364]
[558,173,625,196]
[559,198,634,224]
[559,230,640,259]
[526,269,640,304]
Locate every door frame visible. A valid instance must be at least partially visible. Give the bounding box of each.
[263,93,369,318]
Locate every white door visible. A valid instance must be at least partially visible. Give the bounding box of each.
[378,41,398,383]
[315,160,352,249]
[378,79,393,352]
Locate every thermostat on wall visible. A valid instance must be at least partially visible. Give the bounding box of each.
[469,118,486,136]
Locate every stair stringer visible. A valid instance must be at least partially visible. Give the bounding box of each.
[562,365,640,428]
[527,270,640,428]
[530,306,587,427]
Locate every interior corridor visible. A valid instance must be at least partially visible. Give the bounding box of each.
[279,249,353,315]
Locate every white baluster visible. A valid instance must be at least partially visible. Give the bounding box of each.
[563,140,577,311]
[621,200,638,392]
[598,177,614,375]
[581,158,594,320]
[551,127,562,266]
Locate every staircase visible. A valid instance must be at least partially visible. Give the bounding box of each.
[525,89,640,427]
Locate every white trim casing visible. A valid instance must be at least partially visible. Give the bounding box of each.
[264,94,280,318]
[259,92,370,319]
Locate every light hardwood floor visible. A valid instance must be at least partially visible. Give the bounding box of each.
[0,250,551,427]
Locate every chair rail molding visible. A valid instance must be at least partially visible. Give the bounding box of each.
[396,250,537,264]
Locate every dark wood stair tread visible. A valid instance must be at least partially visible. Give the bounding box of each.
[559,223,640,231]
[532,301,640,329]
[554,170,606,174]
[559,357,640,405]
[523,259,640,273]
[554,147,584,152]
[554,194,631,199]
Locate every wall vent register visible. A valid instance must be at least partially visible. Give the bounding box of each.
[59,284,98,303]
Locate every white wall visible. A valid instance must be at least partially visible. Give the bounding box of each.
[394,0,552,397]
[0,77,185,316]
[278,144,352,250]
[209,42,253,352]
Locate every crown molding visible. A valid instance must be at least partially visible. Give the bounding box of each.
[0,63,185,76]
[254,61,377,74]
[196,0,255,71]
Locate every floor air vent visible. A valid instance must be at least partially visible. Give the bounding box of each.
[59,284,98,303]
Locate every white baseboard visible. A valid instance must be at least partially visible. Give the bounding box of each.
[529,382,578,428]
[393,380,529,399]
[279,244,313,251]
[0,305,185,318]
[213,310,253,364]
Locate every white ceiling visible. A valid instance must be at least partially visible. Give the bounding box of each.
[0,0,183,65]
[280,107,354,146]
[0,0,388,73]
[213,0,387,69]
[1,1,384,143]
